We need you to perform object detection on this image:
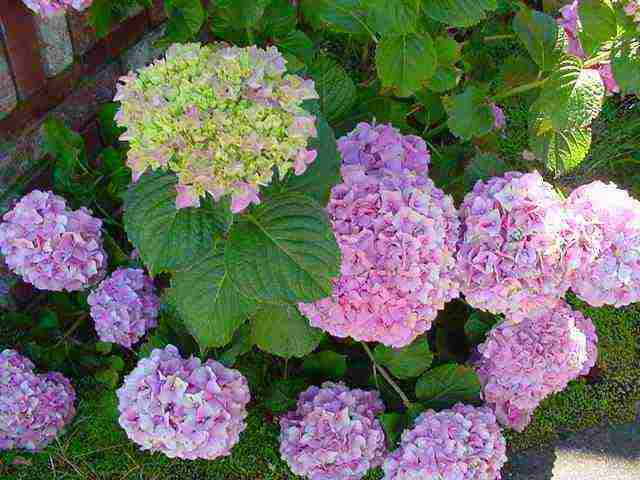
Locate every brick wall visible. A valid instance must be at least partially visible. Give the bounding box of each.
[0,0,169,206]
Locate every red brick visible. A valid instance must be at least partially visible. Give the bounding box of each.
[0,2,46,99]
[148,0,167,26]
[106,12,149,58]
[67,9,97,55]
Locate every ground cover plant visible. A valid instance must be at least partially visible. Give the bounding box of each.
[1,0,639,478]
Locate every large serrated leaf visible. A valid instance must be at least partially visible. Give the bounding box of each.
[421,0,498,27]
[373,336,433,379]
[578,0,617,57]
[444,86,494,141]
[415,364,481,409]
[123,170,232,275]
[464,153,508,190]
[376,33,437,97]
[513,7,567,71]
[362,0,419,35]
[225,193,340,304]
[160,0,205,46]
[252,304,324,358]
[300,0,371,35]
[170,248,257,348]
[612,37,640,94]
[537,56,604,130]
[309,56,357,123]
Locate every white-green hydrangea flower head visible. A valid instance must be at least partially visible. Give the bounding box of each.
[114,42,319,213]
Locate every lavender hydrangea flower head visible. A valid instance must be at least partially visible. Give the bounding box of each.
[0,190,106,292]
[383,403,507,480]
[564,181,640,307]
[280,382,386,480]
[557,1,620,94]
[456,171,570,322]
[475,300,598,431]
[626,1,640,25]
[21,0,92,17]
[337,122,430,178]
[117,345,250,460]
[88,268,159,348]
[490,103,506,131]
[0,349,76,451]
[115,42,319,213]
[299,163,460,348]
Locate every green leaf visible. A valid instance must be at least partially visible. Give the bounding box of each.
[415,364,481,408]
[309,56,357,123]
[218,323,254,367]
[373,336,433,379]
[464,311,498,345]
[611,37,640,94]
[252,304,323,358]
[513,7,567,71]
[109,355,125,372]
[376,33,437,97]
[301,350,347,379]
[161,0,205,46]
[529,122,592,176]
[537,56,605,130]
[94,369,119,389]
[421,0,498,28]
[444,86,494,141]
[273,114,341,206]
[464,153,508,190]
[123,170,232,275]
[170,247,257,348]
[363,0,419,35]
[95,341,113,354]
[275,30,314,64]
[42,117,86,173]
[426,36,462,93]
[88,0,114,38]
[415,89,446,126]
[211,0,269,30]
[225,193,340,304]
[300,0,371,35]
[578,0,617,57]
[258,0,297,38]
[37,309,59,330]
[100,147,129,197]
[97,102,125,147]
[378,412,411,449]
[264,378,309,414]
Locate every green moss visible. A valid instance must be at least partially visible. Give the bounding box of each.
[506,298,640,451]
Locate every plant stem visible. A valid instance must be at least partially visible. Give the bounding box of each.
[361,342,412,408]
[283,358,289,380]
[424,123,448,139]
[483,33,516,42]
[51,314,87,349]
[584,53,610,68]
[492,77,548,102]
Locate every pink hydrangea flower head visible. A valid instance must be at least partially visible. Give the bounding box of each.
[115,43,319,213]
[625,0,640,21]
[383,403,507,480]
[475,300,598,431]
[21,0,92,17]
[0,349,76,451]
[456,171,570,322]
[280,382,386,480]
[337,122,430,178]
[300,164,460,348]
[0,190,106,292]
[490,103,506,130]
[88,268,159,348]
[564,181,640,307]
[117,345,250,460]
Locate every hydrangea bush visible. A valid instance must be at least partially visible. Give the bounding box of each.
[116,345,250,460]
[88,268,159,348]
[0,190,106,292]
[383,403,507,480]
[475,301,598,431]
[115,42,319,212]
[456,171,570,322]
[279,382,386,480]
[0,350,76,451]
[21,0,92,17]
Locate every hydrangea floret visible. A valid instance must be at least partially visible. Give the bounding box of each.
[279,382,386,480]
[564,181,640,307]
[383,403,507,480]
[116,345,250,460]
[490,103,506,131]
[626,1,640,25]
[114,42,319,212]
[475,300,598,431]
[456,171,570,322]
[0,349,76,451]
[0,190,106,292]
[337,122,430,178]
[299,162,460,348]
[21,0,92,17]
[558,1,619,94]
[88,268,159,348]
